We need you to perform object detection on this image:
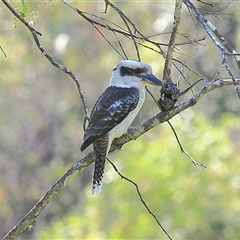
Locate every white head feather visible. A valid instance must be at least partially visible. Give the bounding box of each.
[109,60,160,88]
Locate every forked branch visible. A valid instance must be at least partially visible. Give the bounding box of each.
[2,0,89,121]
[2,76,239,240]
[183,0,240,99]
[2,0,240,239]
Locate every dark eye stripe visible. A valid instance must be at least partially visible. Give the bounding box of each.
[120,66,147,76]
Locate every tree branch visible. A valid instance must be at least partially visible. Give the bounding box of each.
[107,157,173,240]
[163,0,183,82]
[103,0,141,60]
[183,0,240,99]
[2,0,89,121]
[2,0,240,239]
[2,76,239,240]
[61,0,167,59]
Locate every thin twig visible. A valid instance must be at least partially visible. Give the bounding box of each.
[112,30,128,59]
[146,87,205,167]
[205,18,240,68]
[167,121,206,167]
[138,43,204,79]
[179,78,205,97]
[2,1,240,239]
[183,0,240,99]
[0,45,7,57]
[197,0,214,7]
[61,0,166,56]
[2,77,239,239]
[107,157,172,240]
[2,0,89,119]
[3,0,42,36]
[104,0,140,60]
[94,25,126,59]
[199,1,233,18]
[62,0,140,40]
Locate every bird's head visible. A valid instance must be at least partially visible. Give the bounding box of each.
[110,60,162,88]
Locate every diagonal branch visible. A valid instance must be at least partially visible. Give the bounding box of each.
[111,78,240,150]
[183,0,240,99]
[146,86,205,167]
[61,0,166,59]
[2,77,239,240]
[103,0,140,60]
[2,1,240,239]
[2,0,89,120]
[107,157,172,240]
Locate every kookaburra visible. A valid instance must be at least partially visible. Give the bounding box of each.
[81,60,162,194]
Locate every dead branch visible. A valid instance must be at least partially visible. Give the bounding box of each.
[163,0,183,82]
[103,0,140,60]
[183,0,240,99]
[2,76,239,240]
[107,157,173,240]
[1,0,89,121]
[2,0,240,239]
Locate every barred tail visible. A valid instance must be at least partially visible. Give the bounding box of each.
[92,134,109,195]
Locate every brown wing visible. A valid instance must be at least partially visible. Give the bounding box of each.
[80,86,139,151]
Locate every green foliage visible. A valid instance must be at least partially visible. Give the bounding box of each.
[1,1,240,239]
[19,0,29,20]
[38,113,240,240]
[10,0,38,28]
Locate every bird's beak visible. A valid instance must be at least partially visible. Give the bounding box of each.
[139,74,163,86]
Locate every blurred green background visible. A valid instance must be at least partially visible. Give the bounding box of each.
[0,1,240,239]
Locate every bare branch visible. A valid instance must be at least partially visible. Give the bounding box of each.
[196,0,214,8]
[2,151,95,240]
[112,78,240,150]
[146,85,205,168]
[61,0,136,39]
[0,45,7,57]
[107,157,173,240]
[2,0,240,239]
[2,0,42,36]
[167,120,206,167]
[160,1,183,111]
[163,0,183,82]
[103,0,140,60]
[2,76,239,239]
[183,0,240,99]
[205,19,240,68]
[61,0,166,57]
[2,0,89,122]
